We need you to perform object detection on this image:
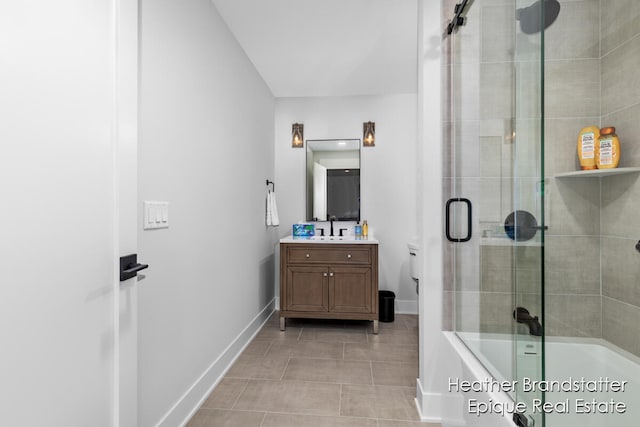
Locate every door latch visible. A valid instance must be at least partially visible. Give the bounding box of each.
[120,254,148,281]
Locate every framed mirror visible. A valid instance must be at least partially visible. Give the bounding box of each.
[306,139,361,221]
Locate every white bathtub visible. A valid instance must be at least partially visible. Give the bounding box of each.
[442,332,639,427]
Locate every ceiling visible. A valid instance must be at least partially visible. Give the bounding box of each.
[211,0,418,98]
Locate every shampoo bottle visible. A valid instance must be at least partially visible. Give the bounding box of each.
[577,126,599,170]
[596,127,620,169]
[362,220,368,239]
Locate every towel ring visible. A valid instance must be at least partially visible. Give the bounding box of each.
[266,180,275,191]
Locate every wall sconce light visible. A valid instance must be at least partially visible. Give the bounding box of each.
[292,123,304,148]
[363,121,375,147]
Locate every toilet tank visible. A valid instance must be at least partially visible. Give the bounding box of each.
[408,241,420,281]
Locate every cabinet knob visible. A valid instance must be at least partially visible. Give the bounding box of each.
[306,253,310,258]
[329,272,334,277]
[323,272,328,277]
[347,254,352,259]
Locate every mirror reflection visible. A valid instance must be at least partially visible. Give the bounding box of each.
[306,139,360,221]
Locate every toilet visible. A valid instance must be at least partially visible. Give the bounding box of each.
[408,240,420,293]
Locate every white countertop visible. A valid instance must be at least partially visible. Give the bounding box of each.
[280,235,379,244]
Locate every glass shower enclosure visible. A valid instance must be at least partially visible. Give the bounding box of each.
[445,0,639,426]
[445,0,546,423]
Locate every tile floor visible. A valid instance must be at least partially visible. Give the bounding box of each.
[187,312,441,427]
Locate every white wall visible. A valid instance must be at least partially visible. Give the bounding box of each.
[0,1,119,425]
[138,0,276,425]
[274,94,418,310]
[416,0,447,422]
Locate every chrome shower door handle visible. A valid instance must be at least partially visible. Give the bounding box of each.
[445,198,472,243]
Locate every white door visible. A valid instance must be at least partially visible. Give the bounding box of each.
[0,1,139,426]
[115,0,140,426]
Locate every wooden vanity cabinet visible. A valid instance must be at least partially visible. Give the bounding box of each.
[280,242,379,334]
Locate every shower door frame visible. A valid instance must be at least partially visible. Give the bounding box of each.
[446,0,547,425]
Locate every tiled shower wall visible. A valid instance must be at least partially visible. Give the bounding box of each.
[544,0,640,356]
[542,0,603,338]
[444,0,640,357]
[599,0,640,356]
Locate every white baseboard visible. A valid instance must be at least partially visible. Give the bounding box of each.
[416,379,467,426]
[415,378,446,424]
[155,299,276,427]
[396,299,418,315]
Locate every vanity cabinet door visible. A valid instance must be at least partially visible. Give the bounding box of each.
[285,265,329,312]
[329,266,372,313]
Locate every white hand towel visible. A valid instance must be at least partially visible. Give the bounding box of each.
[269,190,280,226]
[266,190,273,226]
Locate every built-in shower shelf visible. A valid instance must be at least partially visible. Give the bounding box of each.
[555,167,640,179]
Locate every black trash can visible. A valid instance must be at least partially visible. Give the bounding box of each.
[379,290,395,322]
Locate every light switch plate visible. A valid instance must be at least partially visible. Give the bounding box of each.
[144,201,169,230]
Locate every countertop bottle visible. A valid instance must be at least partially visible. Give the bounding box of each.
[597,126,620,169]
[362,220,368,239]
[577,126,599,170]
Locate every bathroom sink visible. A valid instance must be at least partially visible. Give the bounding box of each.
[281,235,378,244]
[309,235,358,242]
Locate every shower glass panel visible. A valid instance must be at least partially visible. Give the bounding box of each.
[512,0,545,425]
[447,0,545,425]
[448,0,640,425]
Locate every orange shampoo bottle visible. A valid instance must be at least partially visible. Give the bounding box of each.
[577,126,599,170]
[596,127,620,169]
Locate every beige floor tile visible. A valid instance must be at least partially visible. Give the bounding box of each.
[378,420,441,427]
[253,326,302,341]
[200,378,247,409]
[264,312,282,325]
[371,361,418,387]
[406,326,419,335]
[368,329,418,345]
[282,357,373,384]
[379,313,418,329]
[225,354,289,380]
[398,314,419,329]
[301,326,368,343]
[186,408,264,427]
[234,379,341,416]
[344,342,419,363]
[266,339,344,359]
[187,314,422,426]
[342,320,374,330]
[262,413,377,427]
[240,339,273,357]
[376,321,407,334]
[340,384,420,421]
